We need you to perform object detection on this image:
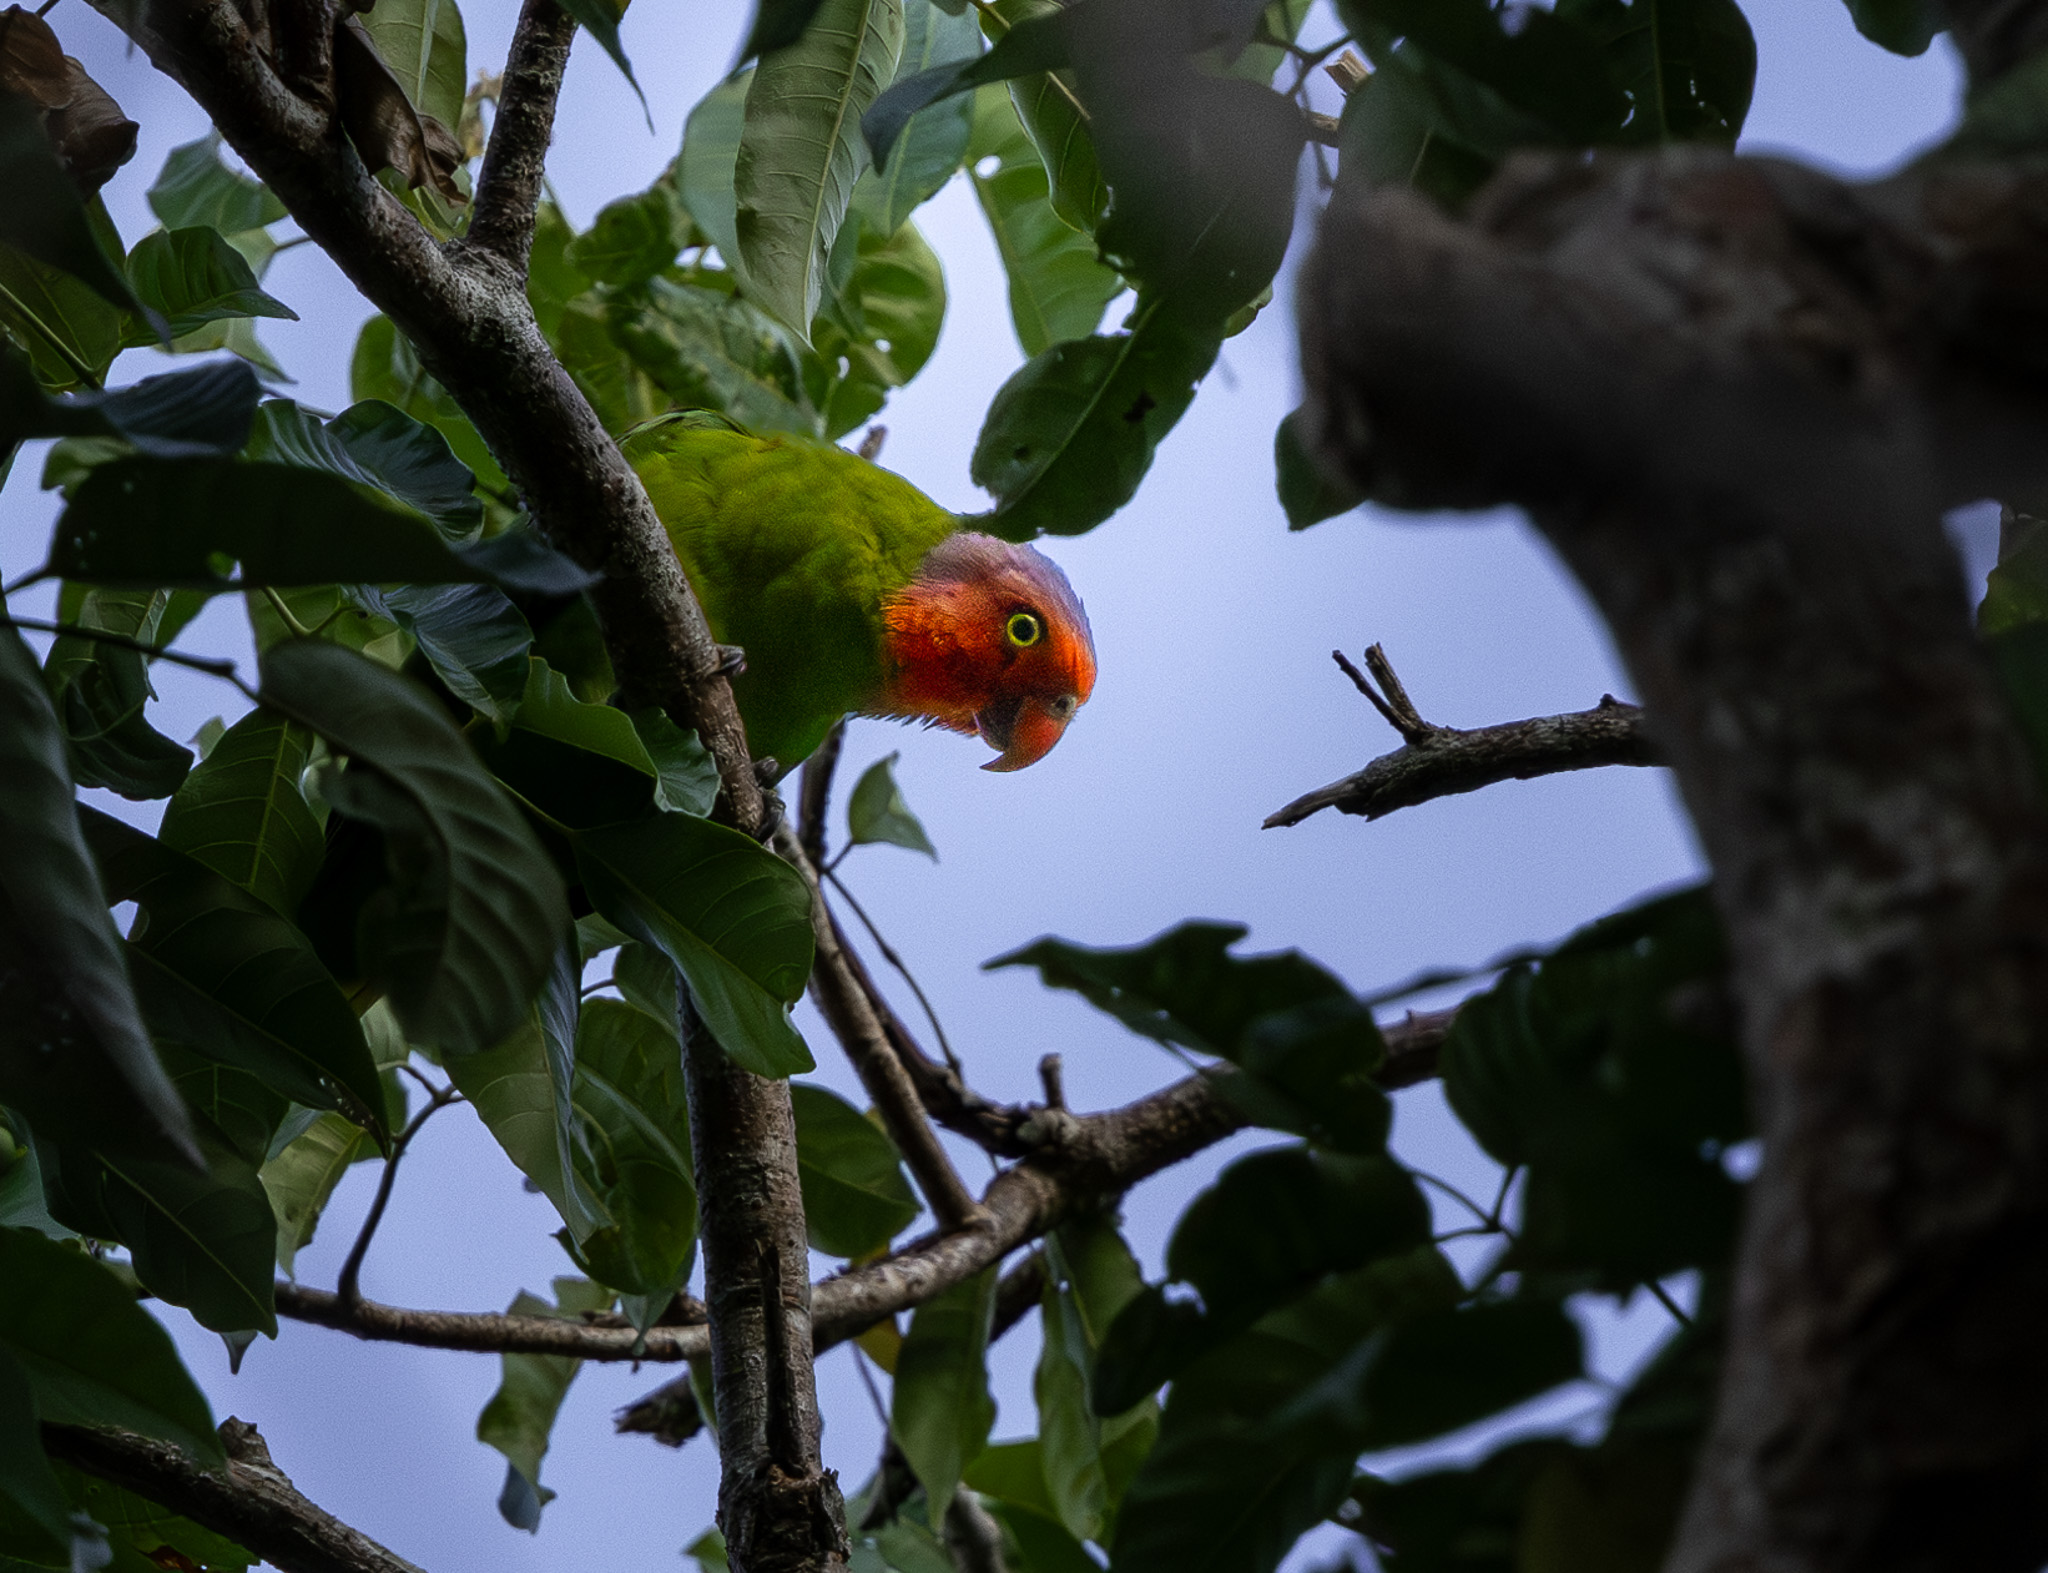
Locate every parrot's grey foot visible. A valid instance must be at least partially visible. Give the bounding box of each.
[752,757,781,788]
[715,643,747,676]
[755,789,785,842]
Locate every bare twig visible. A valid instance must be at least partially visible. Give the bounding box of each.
[0,617,250,691]
[464,0,576,270]
[826,869,965,1081]
[45,1419,427,1573]
[778,826,990,1233]
[798,719,847,869]
[335,1078,461,1309]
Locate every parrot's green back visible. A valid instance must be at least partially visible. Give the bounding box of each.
[624,417,960,770]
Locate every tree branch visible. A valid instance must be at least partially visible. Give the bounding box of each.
[777,825,990,1232]
[1265,651,1659,827]
[1298,97,2048,1570]
[463,0,575,269]
[90,0,767,833]
[45,1419,427,1573]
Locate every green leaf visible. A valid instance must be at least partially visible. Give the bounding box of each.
[576,814,815,1078]
[158,707,328,918]
[122,228,296,340]
[0,1120,70,1240]
[1274,408,1364,531]
[477,1276,615,1530]
[360,0,470,129]
[1,353,260,456]
[969,303,1221,539]
[258,1110,370,1277]
[606,276,822,436]
[678,72,752,266]
[0,93,149,320]
[991,0,1109,234]
[1094,1149,1431,1411]
[358,581,535,725]
[48,457,589,595]
[0,626,198,1166]
[1347,1437,1567,1573]
[893,1265,997,1525]
[1558,0,1757,145]
[1279,1299,1585,1451]
[443,949,613,1248]
[1035,1221,1151,1541]
[259,641,571,1056]
[862,0,1070,172]
[966,87,1119,356]
[555,0,648,114]
[0,1226,223,1463]
[810,213,947,437]
[1840,0,1941,55]
[527,202,588,341]
[349,315,511,497]
[81,806,387,1133]
[790,1081,917,1256]
[148,133,288,236]
[41,585,194,800]
[0,1343,72,1565]
[507,658,717,817]
[983,1499,1101,1573]
[247,397,486,543]
[1109,1247,1459,1573]
[1440,886,1745,1285]
[846,751,937,858]
[564,999,698,1296]
[49,1462,255,1573]
[0,241,126,391]
[566,180,695,288]
[859,0,981,236]
[740,0,832,59]
[735,0,907,339]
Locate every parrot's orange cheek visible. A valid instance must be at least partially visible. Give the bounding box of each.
[978,693,1080,772]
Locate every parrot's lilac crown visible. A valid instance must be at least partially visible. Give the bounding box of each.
[874,532,1097,771]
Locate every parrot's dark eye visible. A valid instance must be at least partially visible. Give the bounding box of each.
[1006,611,1042,647]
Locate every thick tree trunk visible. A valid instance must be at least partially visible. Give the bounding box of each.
[1298,46,2048,1569]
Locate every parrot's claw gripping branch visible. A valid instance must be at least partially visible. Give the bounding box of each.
[1266,643,1661,828]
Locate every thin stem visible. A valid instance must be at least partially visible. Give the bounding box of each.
[335,1079,462,1308]
[0,616,253,694]
[1646,1278,1694,1327]
[1486,1164,1520,1228]
[0,277,100,388]
[827,869,964,1081]
[262,586,317,640]
[1413,1168,1500,1232]
[1,565,50,599]
[581,974,617,998]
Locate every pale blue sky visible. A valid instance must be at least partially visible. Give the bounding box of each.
[0,4,1967,1568]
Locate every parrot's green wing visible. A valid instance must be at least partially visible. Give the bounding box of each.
[624,416,959,771]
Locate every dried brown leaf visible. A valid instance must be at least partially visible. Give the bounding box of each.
[0,6,136,196]
[334,14,466,203]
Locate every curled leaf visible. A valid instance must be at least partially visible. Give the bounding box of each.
[335,15,466,204]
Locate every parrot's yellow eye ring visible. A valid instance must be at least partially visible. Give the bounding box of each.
[1006,611,1043,647]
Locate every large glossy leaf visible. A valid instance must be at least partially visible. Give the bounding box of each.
[478,1276,615,1530]
[0,626,197,1165]
[443,948,611,1248]
[677,72,751,266]
[360,0,469,129]
[259,641,570,1056]
[735,0,906,339]
[0,1226,221,1463]
[40,1123,278,1338]
[509,659,717,818]
[82,807,386,1133]
[158,707,326,918]
[576,814,815,1078]
[1109,1247,1458,1573]
[122,228,295,340]
[1558,0,1756,145]
[968,304,1220,539]
[606,276,821,435]
[893,1265,997,1524]
[349,314,510,495]
[789,1081,916,1256]
[1441,886,1745,1285]
[0,1341,74,1565]
[0,91,148,319]
[41,585,193,800]
[859,0,980,236]
[148,133,287,236]
[1094,1149,1430,1411]
[564,999,697,1296]
[247,397,485,543]
[0,352,260,456]
[49,457,589,594]
[966,87,1119,356]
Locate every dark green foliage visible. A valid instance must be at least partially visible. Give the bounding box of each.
[790,1082,920,1256]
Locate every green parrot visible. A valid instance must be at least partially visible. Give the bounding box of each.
[624,415,1097,775]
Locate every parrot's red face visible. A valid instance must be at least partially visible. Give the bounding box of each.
[875,532,1097,771]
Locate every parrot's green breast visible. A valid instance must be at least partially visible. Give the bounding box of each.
[624,418,960,770]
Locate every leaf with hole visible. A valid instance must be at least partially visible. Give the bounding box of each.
[259,640,570,1057]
